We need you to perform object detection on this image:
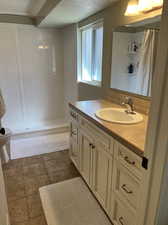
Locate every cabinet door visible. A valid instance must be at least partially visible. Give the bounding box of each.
[80,131,93,187]
[69,121,79,168]
[93,142,113,210]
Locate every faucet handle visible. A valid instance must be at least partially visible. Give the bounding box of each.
[122,97,136,114]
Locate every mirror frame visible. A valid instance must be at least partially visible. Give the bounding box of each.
[111,88,152,100]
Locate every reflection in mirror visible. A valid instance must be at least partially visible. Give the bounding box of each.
[110,16,160,97]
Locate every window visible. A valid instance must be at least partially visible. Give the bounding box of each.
[79,21,103,86]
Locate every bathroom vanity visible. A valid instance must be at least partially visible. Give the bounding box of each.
[69,99,148,225]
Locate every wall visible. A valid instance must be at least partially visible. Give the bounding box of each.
[0,23,65,132]
[61,24,78,119]
[77,0,162,112]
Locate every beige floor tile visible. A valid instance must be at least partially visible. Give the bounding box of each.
[23,155,44,166]
[44,159,72,174]
[60,149,69,157]
[27,194,43,219]
[11,216,47,225]
[43,150,69,162]
[23,162,47,178]
[29,215,48,225]
[38,174,51,187]
[6,176,26,201]
[3,167,23,178]
[8,198,29,224]
[24,174,50,196]
[11,221,29,225]
[49,167,79,183]
[2,158,25,170]
[3,150,80,225]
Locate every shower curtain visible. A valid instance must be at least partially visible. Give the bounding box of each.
[136,29,158,96]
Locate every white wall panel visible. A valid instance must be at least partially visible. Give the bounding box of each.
[0,24,24,131]
[0,24,65,132]
[17,25,65,129]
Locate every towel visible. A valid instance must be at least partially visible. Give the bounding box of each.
[0,89,5,119]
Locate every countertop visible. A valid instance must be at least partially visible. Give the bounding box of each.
[69,99,148,157]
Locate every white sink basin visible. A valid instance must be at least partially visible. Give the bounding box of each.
[95,108,143,124]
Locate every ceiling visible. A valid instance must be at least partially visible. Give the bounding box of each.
[0,0,46,17]
[40,0,117,27]
[0,0,117,27]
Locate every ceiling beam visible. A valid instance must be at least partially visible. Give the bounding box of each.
[36,0,62,26]
[0,14,35,25]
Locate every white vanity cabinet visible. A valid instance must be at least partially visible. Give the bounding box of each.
[110,142,142,225]
[79,116,114,212]
[79,129,94,187]
[92,141,113,210]
[69,109,80,169]
[69,107,143,225]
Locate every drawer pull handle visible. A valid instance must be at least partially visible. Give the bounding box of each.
[71,130,77,136]
[121,184,133,194]
[124,156,135,165]
[119,217,125,225]
[70,112,78,120]
[89,143,95,149]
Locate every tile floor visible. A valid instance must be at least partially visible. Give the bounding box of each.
[2,150,80,225]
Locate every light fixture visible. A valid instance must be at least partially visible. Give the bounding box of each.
[152,0,163,8]
[125,0,163,16]
[138,0,153,12]
[138,0,163,12]
[125,0,139,16]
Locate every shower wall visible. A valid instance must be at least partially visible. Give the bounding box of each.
[0,23,65,132]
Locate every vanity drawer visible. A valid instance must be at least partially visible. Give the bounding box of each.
[113,162,140,209]
[114,142,142,178]
[80,116,112,152]
[111,197,136,225]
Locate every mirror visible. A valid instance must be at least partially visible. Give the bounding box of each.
[110,16,161,98]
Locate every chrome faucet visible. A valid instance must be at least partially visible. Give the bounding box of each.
[122,97,136,114]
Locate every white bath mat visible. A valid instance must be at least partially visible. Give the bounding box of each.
[39,177,112,225]
[11,132,69,159]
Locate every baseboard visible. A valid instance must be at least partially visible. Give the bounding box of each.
[12,124,69,140]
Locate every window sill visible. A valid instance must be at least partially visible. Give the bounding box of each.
[78,80,102,87]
